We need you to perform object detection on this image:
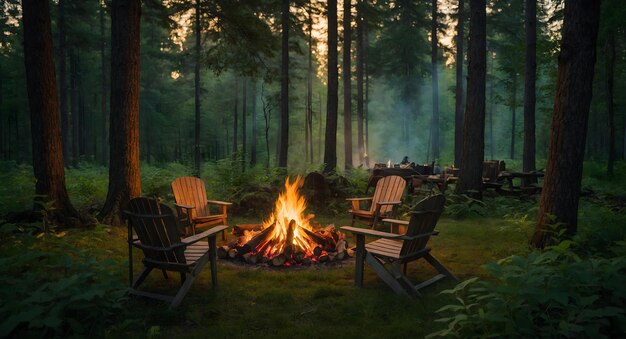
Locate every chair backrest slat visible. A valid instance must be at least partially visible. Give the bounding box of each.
[126,197,186,264]
[371,175,406,214]
[172,176,209,218]
[400,195,445,256]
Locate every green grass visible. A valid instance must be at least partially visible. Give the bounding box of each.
[0,160,624,338]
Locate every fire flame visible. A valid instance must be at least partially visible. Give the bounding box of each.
[242,176,317,258]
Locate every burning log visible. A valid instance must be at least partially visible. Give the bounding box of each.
[228,248,239,259]
[243,252,259,264]
[241,223,276,255]
[217,245,229,259]
[335,239,347,254]
[217,239,240,259]
[283,219,296,257]
[313,246,323,257]
[233,224,263,237]
[301,227,328,248]
[293,251,305,263]
[318,254,329,263]
[271,254,287,267]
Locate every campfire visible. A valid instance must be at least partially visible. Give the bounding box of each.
[218,176,348,266]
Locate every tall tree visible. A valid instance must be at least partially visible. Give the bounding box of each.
[22,0,79,223]
[343,0,353,170]
[522,0,537,182]
[454,0,465,167]
[324,0,339,174]
[356,0,365,166]
[455,0,486,199]
[531,0,601,248]
[100,0,108,167]
[278,0,290,168]
[431,0,440,161]
[57,0,70,168]
[509,73,517,159]
[250,79,258,166]
[242,77,247,171]
[305,0,314,164]
[98,0,142,226]
[233,78,238,155]
[605,29,615,177]
[193,0,201,176]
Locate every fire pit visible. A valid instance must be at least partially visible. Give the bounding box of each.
[217,176,348,267]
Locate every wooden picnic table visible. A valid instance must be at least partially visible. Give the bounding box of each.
[498,171,544,195]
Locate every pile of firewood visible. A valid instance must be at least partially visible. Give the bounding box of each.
[217,222,350,267]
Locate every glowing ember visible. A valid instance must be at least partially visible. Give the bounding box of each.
[232,176,346,265]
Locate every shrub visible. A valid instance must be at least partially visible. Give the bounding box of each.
[428,242,626,338]
[0,238,129,337]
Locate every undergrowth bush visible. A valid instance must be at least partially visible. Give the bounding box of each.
[429,240,626,338]
[0,230,130,337]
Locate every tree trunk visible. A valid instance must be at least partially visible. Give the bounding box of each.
[431,0,440,161]
[522,0,537,183]
[251,78,258,166]
[455,0,486,199]
[531,0,601,248]
[454,0,465,167]
[98,0,142,226]
[194,0,201,176]
[605,29,615,178]
[100,1,108,167]
[306,0,313,164]
[242,77,247,172]
[233,78,238,155]
[324,0,339,174]
[487,52,494,159]
[343,0,353,171]
[278,0,290,168]
[58,0,70,168]
[510,72,517,160]
[70,49,79,168]
[356,0,365,166]
[22,0,80,223]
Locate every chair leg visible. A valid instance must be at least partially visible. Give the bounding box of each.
[354,234,365,287]
[424,253,458,281]
[209,236,218,287]
[132,267,153,289]
[171,253,210,308]
[365,254,411,297]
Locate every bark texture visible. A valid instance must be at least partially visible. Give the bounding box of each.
[532,0,601,248]
[324,0,339,174]
[22,0,80,224]
[455,0,486,199]
[98,0,142,226]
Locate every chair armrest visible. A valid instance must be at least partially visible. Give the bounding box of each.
[340,226,404,239]
[381,218,409,226]
[346,197,373,202]
[175,203,195,210]
[340,226,439,241]
[207,200,232,206]
[376,201,401,206]
[181,225,229,245]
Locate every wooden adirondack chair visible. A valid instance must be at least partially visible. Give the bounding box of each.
[341,194,457,297]
[171,176,231,239]
[347,175,406,229]
[482,160,506,190]
[125,197,228,307]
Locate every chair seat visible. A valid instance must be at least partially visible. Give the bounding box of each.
[349,209,375,217]
[365,238,402,259]
[195,214,226,223]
